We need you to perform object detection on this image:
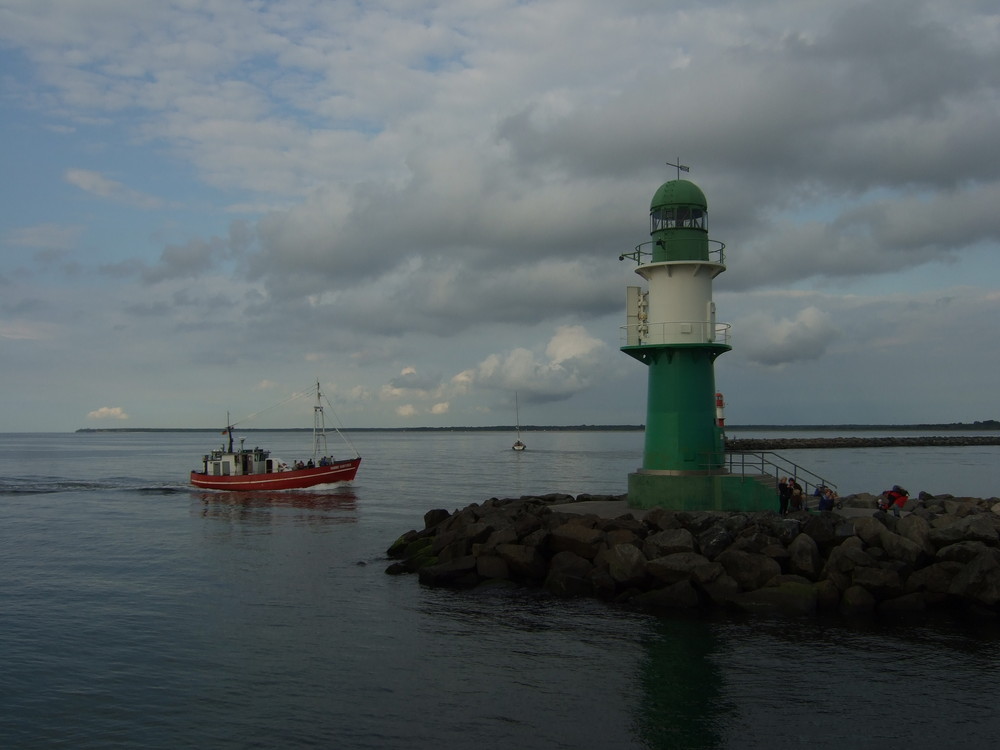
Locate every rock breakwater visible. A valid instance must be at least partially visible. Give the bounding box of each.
[386,492,1000,618]
[726,435,1000,450]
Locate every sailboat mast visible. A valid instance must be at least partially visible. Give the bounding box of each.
[512,392,526,450]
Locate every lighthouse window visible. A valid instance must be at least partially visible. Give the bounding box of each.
[650,206,706,231]
[650,207,675,232]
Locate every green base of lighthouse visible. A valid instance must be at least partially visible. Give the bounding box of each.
[623,345,729,472]
[627,471,778,512]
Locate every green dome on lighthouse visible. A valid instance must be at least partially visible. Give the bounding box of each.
[648,178,709,260]
[650,179,707,212]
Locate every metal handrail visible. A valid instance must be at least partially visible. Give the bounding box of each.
[620,322,731,347]
[619,239,726,265]
[706,450,838,499]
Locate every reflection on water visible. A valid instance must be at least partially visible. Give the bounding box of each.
[637,616,729,750]
[195,487,359,525]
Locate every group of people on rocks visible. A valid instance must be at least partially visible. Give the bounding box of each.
[778,477,840,514]
[778,477,908,516]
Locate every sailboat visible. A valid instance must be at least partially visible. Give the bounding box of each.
[190,381,362,491]
[512,392,526,451]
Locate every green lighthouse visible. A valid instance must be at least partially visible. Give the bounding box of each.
[621,170,774,511]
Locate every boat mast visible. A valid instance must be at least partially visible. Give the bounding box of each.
[313,381,328,461]
[515,392,522,442]
[512,392,526,450]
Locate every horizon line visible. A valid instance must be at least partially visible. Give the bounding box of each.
[72,420,1000,434]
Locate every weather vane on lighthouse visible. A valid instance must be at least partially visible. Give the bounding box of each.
[665,157,690,180]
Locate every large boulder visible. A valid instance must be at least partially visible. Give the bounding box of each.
[929,515,999,548]
[852,517,888,548]
[716,549,782,591]
[851,566,903,601]
[476,554,510,580]
[764,517,804,547]
[699,574,741,606]
[905,560,963,595]
[432,521,489,554]
[387,529,421,558]
[800,514,842,552]
[643,528,697,558]
[643,507,682,531]
[698,526,734,560]
[481,526,518,551]
[943,499,983,517]
[880,531,925,567]
[822,543,877,591]
[606,528,641,548]
[787,533,822,580]
[949,548,1000,606]
[549,522,605,559]
[605,543,649,588]
[896,514,934,555]
[678,511,727,535]
[544,551,594,597]
[418,555,479,587]
[936,541,992,563]
[496,543,547,580]
[423,508,451,529]
[646,552,716,586]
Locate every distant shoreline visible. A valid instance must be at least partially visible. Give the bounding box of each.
[75,421,1000,434]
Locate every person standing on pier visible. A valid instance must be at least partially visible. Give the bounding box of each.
[778,477,791,515]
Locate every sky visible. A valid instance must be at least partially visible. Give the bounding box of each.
[2,0,999,432]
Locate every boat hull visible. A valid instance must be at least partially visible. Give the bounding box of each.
[190,458,361,491]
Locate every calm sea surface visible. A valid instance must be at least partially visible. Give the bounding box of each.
[1,430,999,749]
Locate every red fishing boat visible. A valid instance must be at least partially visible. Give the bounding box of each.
[190,382,361,491]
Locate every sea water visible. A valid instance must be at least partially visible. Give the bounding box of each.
[1,430,999,749]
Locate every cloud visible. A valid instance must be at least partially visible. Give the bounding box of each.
[64,169,163,209]
[388,366,442,392]
[87,406,129,420]
[740,306,841,368]
[6,224,85,251]
[458,325,611,403]
[0,321,57,341]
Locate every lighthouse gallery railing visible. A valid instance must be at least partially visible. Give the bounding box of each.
[619,238,726,265]
[620,321,732,347]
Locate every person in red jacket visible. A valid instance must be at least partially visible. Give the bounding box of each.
[879,485,909,517]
